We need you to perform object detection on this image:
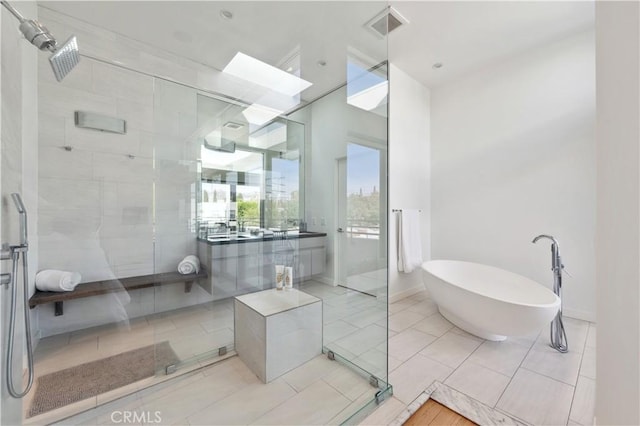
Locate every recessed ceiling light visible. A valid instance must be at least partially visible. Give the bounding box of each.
[317,60,327,67]
[432,62,443,69]
[173,30,193,43]
[220,9,233,20]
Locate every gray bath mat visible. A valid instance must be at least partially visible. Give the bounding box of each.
[28,341,178,418]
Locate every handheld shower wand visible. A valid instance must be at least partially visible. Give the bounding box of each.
[11,193,27,249]
[532,234,568,353]
[4,193,34,398]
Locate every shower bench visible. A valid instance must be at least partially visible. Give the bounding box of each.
[28,269,208,316]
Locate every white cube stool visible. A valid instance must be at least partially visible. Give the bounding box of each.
[234,288,322,383]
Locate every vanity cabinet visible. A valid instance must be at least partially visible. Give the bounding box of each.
[197,234,326,300]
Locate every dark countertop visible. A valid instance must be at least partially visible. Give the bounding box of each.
[197,231,327,245]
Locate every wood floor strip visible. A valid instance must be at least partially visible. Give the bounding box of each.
[404,399,477,426]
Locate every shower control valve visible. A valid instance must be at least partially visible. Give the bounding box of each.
[1,244,11,261]
[1,273,10,287]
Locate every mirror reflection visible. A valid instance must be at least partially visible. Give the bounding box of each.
[195,94,305,239]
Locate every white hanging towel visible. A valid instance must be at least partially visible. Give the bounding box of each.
[397,209,423,273]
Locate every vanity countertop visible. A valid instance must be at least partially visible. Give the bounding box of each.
[197,231,327,245]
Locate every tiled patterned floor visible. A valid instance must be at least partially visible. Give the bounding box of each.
[28,281,595,426]
[27,279,386,425]
[54,354,379,426]
[26,299,236,425]
[362,290,596,426]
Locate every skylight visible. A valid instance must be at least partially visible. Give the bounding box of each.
[223,52,313,97]
[242,104,283,126]
[347,80,388,111]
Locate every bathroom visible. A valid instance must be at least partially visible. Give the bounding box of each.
[1,1,638,426]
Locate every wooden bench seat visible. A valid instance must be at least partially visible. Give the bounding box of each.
[29,269,208,316]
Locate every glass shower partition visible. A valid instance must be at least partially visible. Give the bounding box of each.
[152,79,235,372]
[293,60,390,424]
[26,1,390,424]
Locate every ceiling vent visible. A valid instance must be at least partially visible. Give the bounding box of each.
[365,6,408,38]
[223,121,244,130]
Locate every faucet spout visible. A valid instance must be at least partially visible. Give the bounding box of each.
[533,234,562,273]
[532,234,559,247]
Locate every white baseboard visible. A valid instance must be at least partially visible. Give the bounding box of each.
[315,276,336,286]
[389,285,425,304]
[563,307,596,323]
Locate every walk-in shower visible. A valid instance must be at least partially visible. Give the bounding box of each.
[2,194,34,398]
[1,2,389,423]
[0,0,79,81]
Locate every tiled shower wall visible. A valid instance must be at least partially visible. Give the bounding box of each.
[36,7,208,336]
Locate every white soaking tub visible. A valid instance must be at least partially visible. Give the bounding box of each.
[421,260,560,341]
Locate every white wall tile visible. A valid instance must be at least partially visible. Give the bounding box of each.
[63,118,143,157]
[38,113,66,147]
[38,147,93,180]
[92,152,153,183]
[39,80,116,119]
[116,98,153,132]
[92,61,154,104]
[39,177,100,209]
[38,54,94,92]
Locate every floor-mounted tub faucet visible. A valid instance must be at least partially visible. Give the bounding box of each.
[532,234,568,353]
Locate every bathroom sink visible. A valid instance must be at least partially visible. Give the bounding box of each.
[207,234,254,242]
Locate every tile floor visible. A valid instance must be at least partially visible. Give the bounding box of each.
[29,280,596,426]
[27,279,387,425]
[362,290,596,426]
[26,299,236,424]
[300,280,388,380]
[55,354,379,425]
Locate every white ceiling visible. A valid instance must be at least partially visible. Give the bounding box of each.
[389,1,594,87]
[41,1,594,99]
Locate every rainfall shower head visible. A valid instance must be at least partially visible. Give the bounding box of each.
[1,0,79,81]
[48,36,80,82]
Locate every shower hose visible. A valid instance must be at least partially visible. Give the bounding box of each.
[550,277,568,353]
[5,247,34,398]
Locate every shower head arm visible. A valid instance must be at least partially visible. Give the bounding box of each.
[1,1,58,51]
[1,0,26,23]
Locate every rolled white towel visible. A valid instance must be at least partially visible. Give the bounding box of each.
[35,270,82,292]
[178,255,200,275]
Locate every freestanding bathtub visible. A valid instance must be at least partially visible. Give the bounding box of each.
[421,260,560,341]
